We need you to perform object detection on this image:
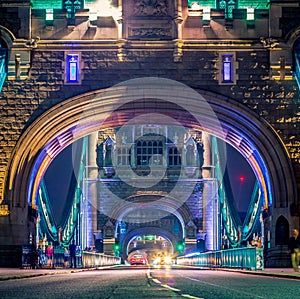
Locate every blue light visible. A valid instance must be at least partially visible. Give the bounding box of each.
[66,54,79,83]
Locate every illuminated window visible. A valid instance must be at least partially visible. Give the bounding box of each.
[63,0,84,19]
[202,7,211,21]
[136,139,163,166]
[191,2,201,10]
[219,54,236,84]
[247,8,255,21]
[65,54,81,84]
[46,9,54,21]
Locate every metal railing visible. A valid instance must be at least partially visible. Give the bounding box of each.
[177,247,264,270]
[81,251,121,268]
[0,49,7,92]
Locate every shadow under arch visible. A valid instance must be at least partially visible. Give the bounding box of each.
[111,194,191,240]
[4,77,296,217]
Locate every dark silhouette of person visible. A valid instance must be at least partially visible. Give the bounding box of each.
[288,228,300,271]
[69,241,77,268]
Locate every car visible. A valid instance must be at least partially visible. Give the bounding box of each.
[129,254,148,265]
[153,255,174,266]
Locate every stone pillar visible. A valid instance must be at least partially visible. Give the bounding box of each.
[202,132,220,250]
[0,206,30,266]
[82,132,98,248]
[117,0,123,40]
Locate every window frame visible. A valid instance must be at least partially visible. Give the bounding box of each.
[218,52,237,85]
[64,52,82,85]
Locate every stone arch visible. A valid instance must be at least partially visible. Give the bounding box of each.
[286,26,300,73]
[124,227,176,257]
[285,25,300,48]
[4,78,296,219]
[111,196,190,239]
[0,25,15,49]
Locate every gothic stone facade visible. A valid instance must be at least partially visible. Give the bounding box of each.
[0,0,299,266]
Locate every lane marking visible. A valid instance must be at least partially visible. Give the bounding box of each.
[152,278,161,284]
[182,294,204,299]
[148,270,204,299]
[184,275,266,299]
[161,284,181,292]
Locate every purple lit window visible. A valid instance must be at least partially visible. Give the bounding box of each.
[222,54,233,83]
[66,54,79,83]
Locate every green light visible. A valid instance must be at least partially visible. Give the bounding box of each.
[177,241,185,253]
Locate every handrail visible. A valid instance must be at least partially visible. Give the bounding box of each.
[81,251,121,268]
[177,247,264,270]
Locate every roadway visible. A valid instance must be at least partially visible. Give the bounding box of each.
[0,266,299,299]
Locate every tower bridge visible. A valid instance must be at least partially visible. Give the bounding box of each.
[0,0,299,268]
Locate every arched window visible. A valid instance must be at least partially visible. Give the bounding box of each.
[275,215,289,246]
[168,147,181,166]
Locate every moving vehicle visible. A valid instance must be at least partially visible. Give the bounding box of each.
[129,254,148,265]
[153,254,174,266]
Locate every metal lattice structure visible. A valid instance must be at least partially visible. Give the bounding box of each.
[38,137,87,246]
[0,49,7,93]
[212,136,262,248]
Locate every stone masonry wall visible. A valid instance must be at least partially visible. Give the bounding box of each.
[0,47,299,206]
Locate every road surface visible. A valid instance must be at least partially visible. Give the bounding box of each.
[0,266,299,299]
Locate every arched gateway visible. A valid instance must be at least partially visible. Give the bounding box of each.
[1,78,296,266]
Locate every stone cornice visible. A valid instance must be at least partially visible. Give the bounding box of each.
[10,39,266,51]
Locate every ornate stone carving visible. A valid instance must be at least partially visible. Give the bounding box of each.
[260,37,279,49]
[130,27,171,39]
[133,0,168,16]
[0,205,9,216]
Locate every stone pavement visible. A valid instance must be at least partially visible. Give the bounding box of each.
[0,267,95,281]
[0,266,299,281]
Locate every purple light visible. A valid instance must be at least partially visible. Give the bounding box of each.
[223,55,232,82]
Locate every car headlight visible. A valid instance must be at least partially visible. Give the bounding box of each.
[164,256,172,264]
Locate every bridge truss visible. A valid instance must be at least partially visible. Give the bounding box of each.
[37,134,262,251]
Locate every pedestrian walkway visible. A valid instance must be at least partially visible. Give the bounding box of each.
[0,266,299,281]
[224,267,300,280]
[0,267,93,281]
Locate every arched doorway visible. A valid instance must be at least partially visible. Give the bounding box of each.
[124,228,176,264]
[3,77,296,255]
